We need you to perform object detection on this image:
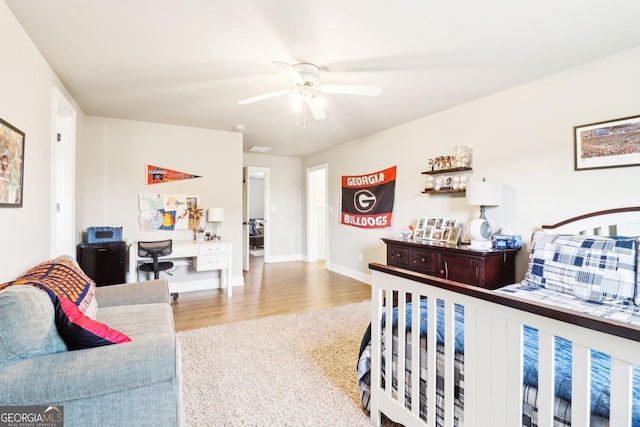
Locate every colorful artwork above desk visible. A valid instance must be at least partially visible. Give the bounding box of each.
[137,193,200,231]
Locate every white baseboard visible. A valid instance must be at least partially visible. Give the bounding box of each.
[326,262,372,285]
[168,275,245,294]
[265,253,303,263]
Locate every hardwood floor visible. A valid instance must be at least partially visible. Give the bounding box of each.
[171,255,372,331]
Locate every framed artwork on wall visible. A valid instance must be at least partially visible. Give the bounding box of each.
[574,114,640,171]
[0,117,25,207]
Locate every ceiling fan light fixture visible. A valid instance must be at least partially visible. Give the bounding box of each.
[290,91,303,111]
[239,61,380,122]
[313,95,325,109]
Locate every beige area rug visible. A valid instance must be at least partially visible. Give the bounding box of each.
[178,301,375,427]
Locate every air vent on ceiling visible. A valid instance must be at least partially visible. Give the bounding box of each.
[247,146,271,153]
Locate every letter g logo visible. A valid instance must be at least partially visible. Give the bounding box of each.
[354,190,376,213]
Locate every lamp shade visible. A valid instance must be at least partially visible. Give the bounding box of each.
[466,180,503,207]
[207,207,224,222]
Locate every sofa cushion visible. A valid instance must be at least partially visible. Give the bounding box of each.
[97,303,175,339]
[523,232,638,303]
[0,286,67,364]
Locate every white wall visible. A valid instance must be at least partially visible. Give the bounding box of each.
[244,153,303,261]
[0,3,82,282]
[303,47,640,282]
[77,116,244,284]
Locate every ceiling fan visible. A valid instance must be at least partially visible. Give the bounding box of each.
[237,61,382,120]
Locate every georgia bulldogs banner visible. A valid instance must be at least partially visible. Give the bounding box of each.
[341,166,396,228]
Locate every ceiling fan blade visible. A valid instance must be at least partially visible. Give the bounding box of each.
[273,61,304,85]
[319,84,382,96]
[305,97,326,120]
[237,89,291,105]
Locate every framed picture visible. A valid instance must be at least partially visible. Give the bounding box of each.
[441,227,451,241]
[0,118,25,207]
[444,218,457,228]
[447,227,462,244]
[431,229,443,241]
[413,229,424,239]
[423,226,433,240]
[574,115,640,171]
[433,218,444,230]
[415,217,427,232]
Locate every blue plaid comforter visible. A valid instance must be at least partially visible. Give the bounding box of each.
[358,297,640,425]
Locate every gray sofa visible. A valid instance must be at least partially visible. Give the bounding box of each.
[0,277,182,426]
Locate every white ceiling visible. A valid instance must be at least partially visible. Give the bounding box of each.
[6,0,640,157]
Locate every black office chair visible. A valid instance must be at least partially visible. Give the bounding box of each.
[138,240,178,300]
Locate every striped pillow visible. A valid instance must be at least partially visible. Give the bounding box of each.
[523,232,638,303]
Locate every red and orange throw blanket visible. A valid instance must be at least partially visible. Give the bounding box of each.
[1,257,130,350]
[0,258,96,312]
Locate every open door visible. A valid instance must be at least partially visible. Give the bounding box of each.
[242,167,250,271]
[52,87,77,258]
[243,166,270,271]
[306,164,328,263]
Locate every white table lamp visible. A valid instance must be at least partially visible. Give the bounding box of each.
[207,207,224,240]
[466,178,502,250]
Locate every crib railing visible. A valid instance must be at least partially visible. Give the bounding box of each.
[369,264,640,427]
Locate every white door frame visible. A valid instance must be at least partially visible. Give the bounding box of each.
[51,87,77,257]
[306,163,328,264]
[242,166,270,270]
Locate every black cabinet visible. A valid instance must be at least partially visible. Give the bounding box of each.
[76,241,126,286]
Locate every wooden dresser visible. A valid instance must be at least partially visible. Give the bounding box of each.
[382,237,519,290]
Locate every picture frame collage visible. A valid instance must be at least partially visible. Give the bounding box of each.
[413,217,461,245]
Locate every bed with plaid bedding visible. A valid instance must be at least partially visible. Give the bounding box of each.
[366,208,640,427]
[358,294,640,426]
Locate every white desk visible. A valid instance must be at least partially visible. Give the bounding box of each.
[128,240,232,297]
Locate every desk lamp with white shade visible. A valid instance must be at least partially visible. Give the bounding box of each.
[207,207,224,240]
[466,178,503,250]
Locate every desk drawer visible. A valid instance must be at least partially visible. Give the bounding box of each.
[194,255,227,271]
[198,244,227,255]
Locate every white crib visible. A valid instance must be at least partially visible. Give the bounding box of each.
[368,207,640,427]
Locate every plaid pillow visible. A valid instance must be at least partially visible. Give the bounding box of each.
[523,232,638,303]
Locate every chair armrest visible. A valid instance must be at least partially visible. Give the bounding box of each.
[96,280,170,307]
[0,334,179,404]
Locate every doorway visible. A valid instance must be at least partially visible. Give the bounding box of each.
[242,166,270,271]
[306,164,328,263]
[52,88,77,257]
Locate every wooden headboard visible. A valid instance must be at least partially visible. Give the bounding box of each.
[541,206,640,236]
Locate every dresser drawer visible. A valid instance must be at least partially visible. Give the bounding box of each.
[387,245,410,268]
[194,255,227,271]
[410,249,439,275]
